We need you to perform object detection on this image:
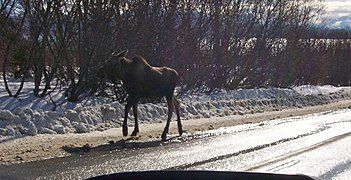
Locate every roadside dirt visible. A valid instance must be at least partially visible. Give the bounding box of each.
[1,100,351,164]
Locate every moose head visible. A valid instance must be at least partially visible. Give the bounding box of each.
[97,50,128,81]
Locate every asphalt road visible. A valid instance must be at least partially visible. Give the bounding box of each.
[1,109,351,179]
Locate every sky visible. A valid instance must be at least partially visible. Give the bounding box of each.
[325,0,351,17]
[324,0,351,28]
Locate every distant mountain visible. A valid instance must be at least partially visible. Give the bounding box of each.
[325,16,351,29]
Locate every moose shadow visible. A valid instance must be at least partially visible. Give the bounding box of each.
[61,136,182,155]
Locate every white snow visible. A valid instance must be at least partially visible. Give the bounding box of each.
[292,85,351,96]
[1,78,351,138]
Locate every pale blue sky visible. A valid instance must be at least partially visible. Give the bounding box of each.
[324,0,351,28]
[324,0,351,17]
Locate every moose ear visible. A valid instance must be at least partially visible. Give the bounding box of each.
[112,50,128,57]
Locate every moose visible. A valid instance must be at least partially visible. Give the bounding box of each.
[98,50,183,141]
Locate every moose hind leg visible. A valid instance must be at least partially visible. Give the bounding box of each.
[123,102,133,136]
[131,103,139,136]
[161,96,174,141]
[173,97,183,136]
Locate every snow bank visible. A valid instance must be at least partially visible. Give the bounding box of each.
[293,85,351,96]
[1,79,351,138]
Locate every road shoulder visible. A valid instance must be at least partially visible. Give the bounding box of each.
[1,100,351,164]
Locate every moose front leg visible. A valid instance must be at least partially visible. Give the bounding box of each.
[131,103,139,136]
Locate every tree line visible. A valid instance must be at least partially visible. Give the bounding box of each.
[1,0,351,102]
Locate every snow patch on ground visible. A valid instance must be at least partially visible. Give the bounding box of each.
[1,79,351,138]
[292,85,351,96]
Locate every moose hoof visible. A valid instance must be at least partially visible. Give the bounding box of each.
[178,129,184,136]
[161,133,167,141]
[131,130,139,136]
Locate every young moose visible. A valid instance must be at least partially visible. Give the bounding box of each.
[98,50,183,140]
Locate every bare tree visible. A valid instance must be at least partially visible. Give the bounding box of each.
[3,0,349,103]
[1,0,28,97]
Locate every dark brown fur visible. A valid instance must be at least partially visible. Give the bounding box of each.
[98,50,183,140]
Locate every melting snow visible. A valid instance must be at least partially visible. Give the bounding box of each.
[1,78,351,137]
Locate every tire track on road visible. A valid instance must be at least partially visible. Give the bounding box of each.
[165,126,330,170]
[245,131,351,171]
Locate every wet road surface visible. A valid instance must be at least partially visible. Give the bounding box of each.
[1,109,351,179]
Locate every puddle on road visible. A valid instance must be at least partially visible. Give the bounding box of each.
[1,109,351,179]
